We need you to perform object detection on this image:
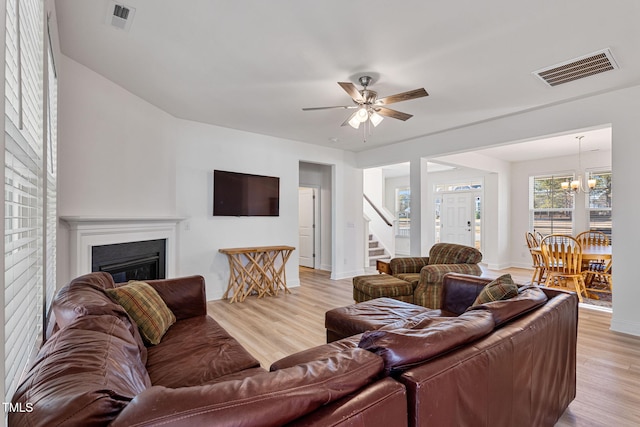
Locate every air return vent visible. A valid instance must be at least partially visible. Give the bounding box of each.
[105,1,136,31]
[533,48,618,87]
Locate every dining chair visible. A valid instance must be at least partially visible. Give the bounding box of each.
[525,232,546,285]
[540,234,587,302]
[576,230,612,290]
[525,231,539,248]
[534,231,545,245]
[576,230,609,247]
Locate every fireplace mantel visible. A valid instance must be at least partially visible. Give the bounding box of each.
[61,216,185,278]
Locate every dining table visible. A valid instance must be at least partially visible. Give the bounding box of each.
[531,244,612,298]
[530,244,611,262]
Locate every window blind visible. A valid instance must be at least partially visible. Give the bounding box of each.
[4,0,44,402]
[44,34,57,330]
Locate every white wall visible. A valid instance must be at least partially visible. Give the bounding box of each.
[356,84,640,336]
[57,55,364,300]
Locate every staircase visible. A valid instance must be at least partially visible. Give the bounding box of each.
[368,234,390,267]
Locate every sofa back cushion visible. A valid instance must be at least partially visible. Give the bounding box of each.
[111,348,384,427]
[52,272,147,360]
[428,243,482,265]
[467,286,548,327]
[358,310,495,373]
[10,315,151,427]
[53,272,119,328]
[389,257,429,275]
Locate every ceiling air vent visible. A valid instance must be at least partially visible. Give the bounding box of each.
[105,1,136,31]
[533,48,618,87]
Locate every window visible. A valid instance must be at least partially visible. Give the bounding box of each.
[395,187,410,237]
[530,174,574,235]
[587,170,612,240]
[4,0,53,403]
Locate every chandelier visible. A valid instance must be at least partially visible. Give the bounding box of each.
[561,136,596,193]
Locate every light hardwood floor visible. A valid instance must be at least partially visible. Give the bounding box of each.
[207,267,640,427]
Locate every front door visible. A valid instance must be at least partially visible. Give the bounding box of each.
[440,192,474,247]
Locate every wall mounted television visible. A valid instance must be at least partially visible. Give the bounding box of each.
[213,170,280,216]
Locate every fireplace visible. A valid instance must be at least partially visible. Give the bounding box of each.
[61,216,184,279]
[92,239,166,282]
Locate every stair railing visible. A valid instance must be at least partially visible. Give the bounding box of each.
[363,194,392,227]
[363,194,395,262]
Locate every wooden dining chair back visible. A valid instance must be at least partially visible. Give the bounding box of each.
[525,232,545,285]
[576,231,609,247]
[525,232,538,248]
[540,234,587,302]
[534,231,545,245]
[576,231,612,291]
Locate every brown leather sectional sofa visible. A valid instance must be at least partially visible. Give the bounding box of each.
[11,271,577,426]
[276,273,579,426]
[10,273,406,426]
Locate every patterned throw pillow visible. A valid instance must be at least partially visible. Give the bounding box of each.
[106,281,176,345]
[472,274,518,306]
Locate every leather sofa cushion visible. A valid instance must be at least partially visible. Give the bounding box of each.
[53,272,124,328]
[52,272,148,362]
[271,335,362,371]
[358,310,495,373]
[144,275,207,320]
[467,286,548,327]
[146,315,261,388]
[112,349,384,427]
[10,315,151,427]
[325,297,435,341]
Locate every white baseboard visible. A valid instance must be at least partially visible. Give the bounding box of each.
[331,269,365,280]
[610,316,640,337]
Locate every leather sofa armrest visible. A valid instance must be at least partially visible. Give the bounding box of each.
[142,275,207,320]
[389,257,430,274]
[416,264,483,309]
[440,273,492,315]
[111,348,383,427]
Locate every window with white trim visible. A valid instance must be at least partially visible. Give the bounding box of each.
[4,0,49,403]
[587,170,612,241]
[530,174,574,235]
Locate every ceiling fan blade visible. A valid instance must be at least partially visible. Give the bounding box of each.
[376,88,428,105]
[302,105,357,111]
[341,111,358,127]
[338,82,364,103]
[375,107,413,121]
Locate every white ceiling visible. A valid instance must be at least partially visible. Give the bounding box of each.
[54,1,640,153]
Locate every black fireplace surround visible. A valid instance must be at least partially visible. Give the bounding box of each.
[92,239,166,283]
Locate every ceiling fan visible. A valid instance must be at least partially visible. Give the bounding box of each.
[302,76,429,130]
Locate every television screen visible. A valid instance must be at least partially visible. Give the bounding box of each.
[213,170,280,216]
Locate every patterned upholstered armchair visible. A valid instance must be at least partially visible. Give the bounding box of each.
[389,243,482,308]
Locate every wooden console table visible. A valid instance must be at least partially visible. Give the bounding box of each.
[219,245,295,303]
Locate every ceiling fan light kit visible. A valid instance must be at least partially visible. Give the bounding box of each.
[303,75,428,141]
